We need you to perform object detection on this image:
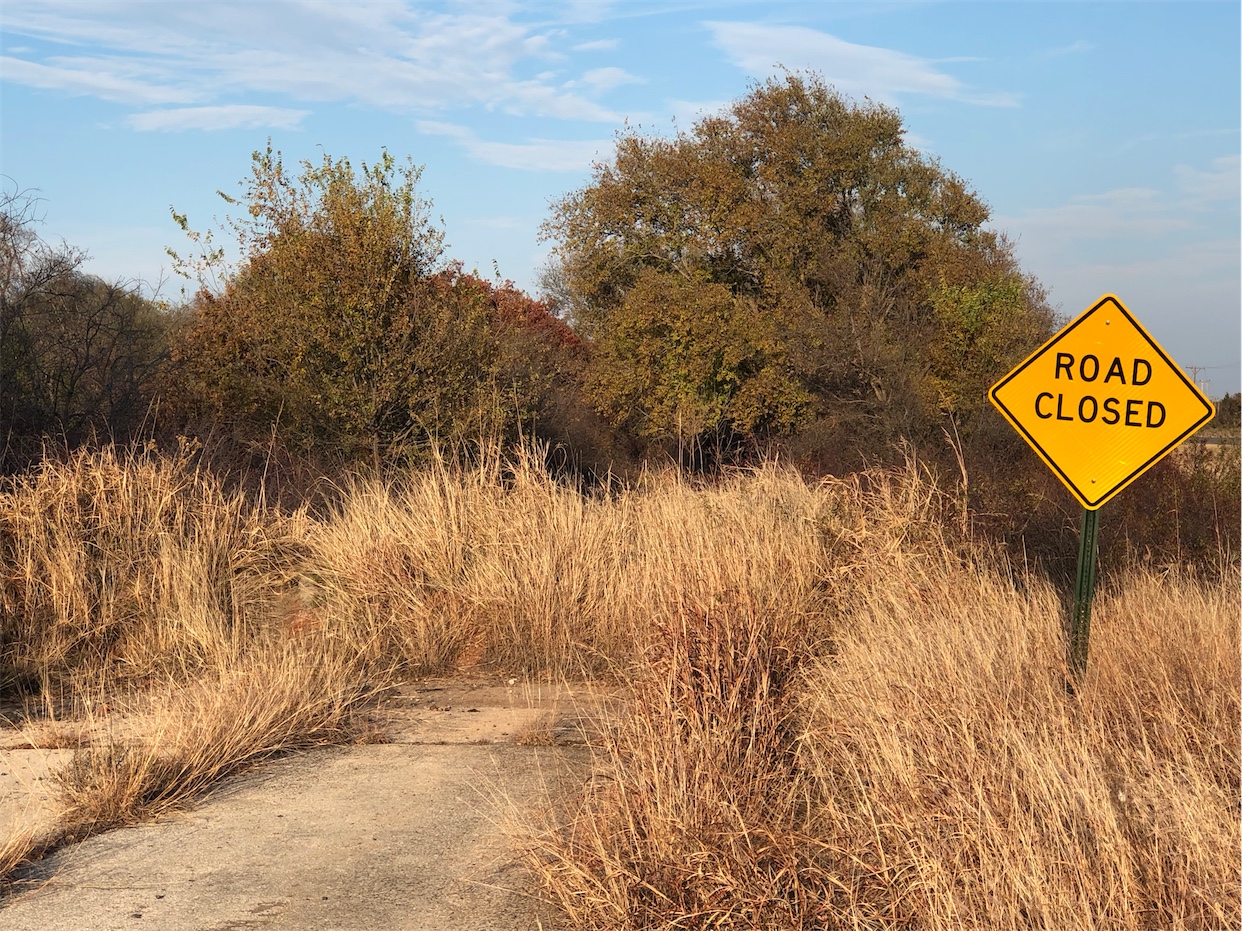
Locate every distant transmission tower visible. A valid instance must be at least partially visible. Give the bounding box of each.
[1184,365,1218,400]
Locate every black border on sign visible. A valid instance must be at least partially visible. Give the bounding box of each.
[989,295,1216,509]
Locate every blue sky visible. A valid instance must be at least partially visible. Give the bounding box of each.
[2,1,1238,395]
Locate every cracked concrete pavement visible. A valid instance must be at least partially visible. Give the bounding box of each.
[1,678,603,930]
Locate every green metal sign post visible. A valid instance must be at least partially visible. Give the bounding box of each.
[1069,507,1100,682]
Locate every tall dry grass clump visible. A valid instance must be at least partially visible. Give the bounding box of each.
[53,639,378,835]
[1,637,379,894]
[307,450,826,674]
[0,448,380,890]
[797,569,1239,929]
[0,445,308,700]
[788,468,1239,928]
[528,591,835,928]
[526,463,1240,930]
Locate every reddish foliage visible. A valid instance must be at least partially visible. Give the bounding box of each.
[431,265,580,352]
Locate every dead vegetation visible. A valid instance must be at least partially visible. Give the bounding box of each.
[1,447,1237,927]
[52,644,380,835]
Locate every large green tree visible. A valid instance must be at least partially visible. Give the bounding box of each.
[169,147,572,467]
[544,73,1054,466]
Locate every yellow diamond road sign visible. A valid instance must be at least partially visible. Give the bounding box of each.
[990,294,1215,510]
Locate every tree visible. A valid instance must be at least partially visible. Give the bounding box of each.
[580,267,807,445]
[169,146,575,468]
[1210,392,1239,430]
[544,73,1054,467]
[1,188,170,469]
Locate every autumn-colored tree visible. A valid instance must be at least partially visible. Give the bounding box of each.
[169,147,573,468]
[580,267,807,446]
[545,73,1054,467]
[924,276,1053,423]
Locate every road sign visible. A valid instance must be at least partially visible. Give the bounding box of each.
[990,294,1215,510]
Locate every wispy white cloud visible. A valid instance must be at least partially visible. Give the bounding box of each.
[0,1,624,125]
[573,38,620,52]
[1115,127,1237,154]
[576,66,643,93]
[996,154,1241,251]
[707,22,1018,107]
[902,131,935,152]
[417,121,609,172]
[0,54,198,105]
[1174,154,1240,206]
[994,187,1191,241]
[561,0,619,25]
[1025,237,1241,361]
[991,163,1240,340]
[128,105,311,132]
[1073,237,1240,286]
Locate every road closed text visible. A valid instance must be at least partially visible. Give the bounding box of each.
[1034,352,1165,427]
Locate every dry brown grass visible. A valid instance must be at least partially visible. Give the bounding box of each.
[0,829,44,893]
[796,551,1239,928]
[526,592,830,928]
[52,640,380,834]
[0,445,309,702]
[522,465,1240,930]
[0,448,379,889]
[1,446,1237,926]
[306,449,823,675]
[1,639,380,893]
